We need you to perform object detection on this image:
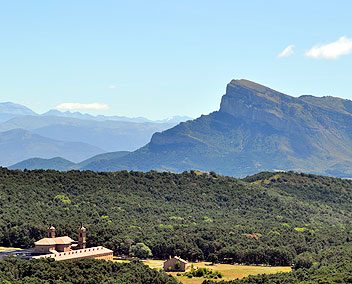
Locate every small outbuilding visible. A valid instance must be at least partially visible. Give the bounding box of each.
[163,256,189,272]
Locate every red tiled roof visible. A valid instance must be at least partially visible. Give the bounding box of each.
[34,236,74,246]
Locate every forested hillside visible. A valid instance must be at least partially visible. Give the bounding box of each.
[1,168,352,267]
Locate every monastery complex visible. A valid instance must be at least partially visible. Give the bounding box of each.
[32,225,113,261]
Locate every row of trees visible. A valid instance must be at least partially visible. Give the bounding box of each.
[0,258,178,284]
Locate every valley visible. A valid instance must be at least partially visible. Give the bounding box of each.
[2,2,352,283]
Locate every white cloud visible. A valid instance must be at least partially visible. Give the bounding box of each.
[108,84,117,89]
[56,103,109,111]
[306,36,352,59]
[278,45,295,58]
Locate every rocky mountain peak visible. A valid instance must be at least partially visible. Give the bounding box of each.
[219,79,304,132]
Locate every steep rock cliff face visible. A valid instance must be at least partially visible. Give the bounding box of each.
[218,80,352,161]
[51,80,352,177]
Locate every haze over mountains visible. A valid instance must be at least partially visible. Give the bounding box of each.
[7,79,352,178]
[0,102,37,122]
[0,102,191,166]
[0,129,104,165]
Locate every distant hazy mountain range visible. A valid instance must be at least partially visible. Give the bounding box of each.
[42,109,192,124]
[8,80,352,178]
[0,102,37,122]
[0,129,104,165]
[10,151,130,171]
[0,102,192,166]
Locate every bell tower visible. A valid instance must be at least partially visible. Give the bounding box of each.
[78,224,87,249]
[47,225,56,238]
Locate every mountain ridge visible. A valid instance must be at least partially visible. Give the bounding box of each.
[0,115,178,152]
[42,109,193,124]
[7,79,352,177]
[77,79,352,177]
[0,101,192,124]
[0,102,37,123]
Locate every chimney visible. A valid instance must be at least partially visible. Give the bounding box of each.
[47,225,56,238]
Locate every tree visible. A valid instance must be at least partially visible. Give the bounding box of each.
[130,242,153,259]
[208,253,219,264]
[293,252,315,270]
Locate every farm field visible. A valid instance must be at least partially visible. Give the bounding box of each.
[137,260,290,284]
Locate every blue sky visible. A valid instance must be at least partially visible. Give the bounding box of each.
[0,1,351,119]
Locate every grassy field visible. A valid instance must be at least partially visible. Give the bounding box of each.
[142,260,291,284]
[0,246,22,252]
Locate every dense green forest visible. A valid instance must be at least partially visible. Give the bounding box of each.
[1,168,352,267]
[203,244,352,284]
[0,258,178,284]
